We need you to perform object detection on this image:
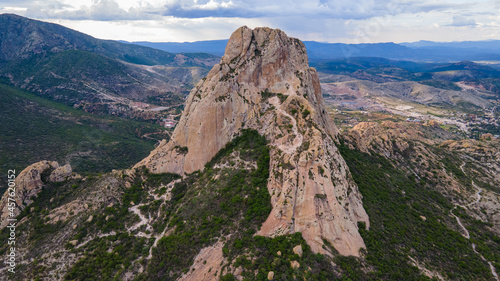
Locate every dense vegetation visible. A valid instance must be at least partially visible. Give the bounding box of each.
[337,139,498,280]
[65,233,151,281]
[60,169,180,280]
[12,129,272,280]
[0,173,117,280]
[221,233,337,281]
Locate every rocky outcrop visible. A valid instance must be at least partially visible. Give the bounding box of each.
[0,161,75,229]
[178,241,226,281]
[49,164,73,182]
[293,244,303,257]
[346,121,427,156]
[136,26,369,256]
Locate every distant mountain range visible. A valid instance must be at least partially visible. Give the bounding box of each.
[401,40,500,50]
[124,40,229,57]
[311,57,500,79]
[127,39,500,64]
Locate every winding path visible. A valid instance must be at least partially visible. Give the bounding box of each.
[268,96,303,154]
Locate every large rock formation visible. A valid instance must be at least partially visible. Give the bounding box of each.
[0,161,73,229]
[136,26,369,256]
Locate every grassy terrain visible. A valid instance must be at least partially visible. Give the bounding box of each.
[7,129,271,280]
[0,83,167,194]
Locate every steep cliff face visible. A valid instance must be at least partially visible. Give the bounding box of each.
[136,26,369,256]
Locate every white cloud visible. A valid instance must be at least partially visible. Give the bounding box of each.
[49,16,265,42]
[22,0,152,21]
[8,0,492,22]
[450,15,476,26]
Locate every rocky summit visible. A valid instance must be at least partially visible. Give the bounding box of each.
[136,26,369,256]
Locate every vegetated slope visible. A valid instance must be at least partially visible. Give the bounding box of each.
[323,79,493,110]
[0,26,369,281]
[0,82,167,193]
[338,142,493,280]
[4,127,498,280]
[2,49,192,106]
[314,57,500,83]
[312,57,434,79]
[339,121,500,280]
[0,14,219,116]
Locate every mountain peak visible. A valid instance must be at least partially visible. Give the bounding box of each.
[136,26,368,256]
[222,26,307,65]
[136,25,332,174]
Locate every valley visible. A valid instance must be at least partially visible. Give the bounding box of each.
[319,58,500,140]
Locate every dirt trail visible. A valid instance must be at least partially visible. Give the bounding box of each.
[75,231,117,249]
[450,208,470,239]
[128,204,152,236]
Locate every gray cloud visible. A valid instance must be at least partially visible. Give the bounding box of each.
[159,0,295,19]
[13,0,486,23]
[402,1,463,13]
[89,0,131,21]
[157,0,483,23]
[158,0,397,20]
[4,0,494,44]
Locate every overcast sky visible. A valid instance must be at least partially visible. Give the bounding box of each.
[1,0,499,43]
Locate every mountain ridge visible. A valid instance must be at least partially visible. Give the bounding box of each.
[128,38,500,62]
[0,13,218,67]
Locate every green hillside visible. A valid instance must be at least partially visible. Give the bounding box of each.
[0,83,166,193]
[0,14,218,67]
[3,50,136,105]
[0,14,218,118]
[336,140,499,280]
